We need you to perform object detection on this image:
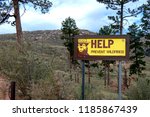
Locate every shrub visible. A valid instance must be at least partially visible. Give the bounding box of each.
[126,78,150,100]
[0,44,54,99]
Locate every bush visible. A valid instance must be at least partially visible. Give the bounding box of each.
[0,44,54,99]
[126,78,150,100]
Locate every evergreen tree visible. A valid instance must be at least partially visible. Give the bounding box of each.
[96,0,142,89]
[128,23,145,76]
[141,0,150,55]
[61,17,79,64]
[96,0,142,34]
[0,0,52,45]
[61,17,79,80]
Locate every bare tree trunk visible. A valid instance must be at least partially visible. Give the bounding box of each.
[77,72,79,83]
[107,65,110,86]
[68,54,72,80]
[104,65,107,87]
[12,0,23,46]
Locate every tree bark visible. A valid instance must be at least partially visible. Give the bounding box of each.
[120,2,123,35]
[104,65,107,87]
[12,0,23,46]
[107,65,110,86]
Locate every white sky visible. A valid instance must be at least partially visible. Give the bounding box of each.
[0,0,147,34]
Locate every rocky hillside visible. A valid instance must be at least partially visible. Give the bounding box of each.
[0,29,96,46]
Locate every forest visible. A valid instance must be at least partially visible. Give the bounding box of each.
[0,0,150,100]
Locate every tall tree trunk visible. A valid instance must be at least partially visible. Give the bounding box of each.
[120,2,123,35]
[119,0,128,89]
[107,65,110,86]
[68,53,72,80]
[104,65,107,87]
[12,0,23,46]
[118,1,123,97]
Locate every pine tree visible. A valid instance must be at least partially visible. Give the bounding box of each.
[61,17,79,80]
[0,0,52,45]
[96,0,142,90]
[128,23,145,76]
[141,0,150,56]
[61,17,79,64]
[96,0,142,34]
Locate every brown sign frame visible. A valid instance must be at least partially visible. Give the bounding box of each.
[74,35,129,60]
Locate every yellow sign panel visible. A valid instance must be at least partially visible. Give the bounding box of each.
[74,35,129,60]
[77,38,126,56]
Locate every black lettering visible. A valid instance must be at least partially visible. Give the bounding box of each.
[53,108,58,113]
[16,106,21,113]
[49,106,53,113]
[12,107,16,113]
[45,108,50,113]
[59,108,64,113]
[64,106,69,113]
[36,108,42,113]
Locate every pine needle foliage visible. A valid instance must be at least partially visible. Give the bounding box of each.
[128,23,146,75]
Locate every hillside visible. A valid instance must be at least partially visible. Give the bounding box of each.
[0,29,96,46]
[0,29,150,100]
[0,29,100,100]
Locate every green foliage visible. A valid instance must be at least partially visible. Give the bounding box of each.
[99,25,117,35]
[141,0,150,48]
[141,1,150,35]
[61,17,79,63]
[26,0,52,14]
[96,0,140,10]
[96,0,142,34]
[0,0,52,24]
[128,23,146,75]
[126,78,150,100]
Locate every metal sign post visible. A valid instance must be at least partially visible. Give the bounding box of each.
[118,61,122,100]
[74,35,129,100]
[81,60,85,100]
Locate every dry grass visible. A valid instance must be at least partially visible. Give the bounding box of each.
[0,35,150,99]
[0,76,10,100]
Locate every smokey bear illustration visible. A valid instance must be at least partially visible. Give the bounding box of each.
[77,40,89,57]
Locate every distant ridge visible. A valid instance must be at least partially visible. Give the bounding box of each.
[0,29,96,46]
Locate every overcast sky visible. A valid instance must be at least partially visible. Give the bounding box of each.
[0,0,147,34]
